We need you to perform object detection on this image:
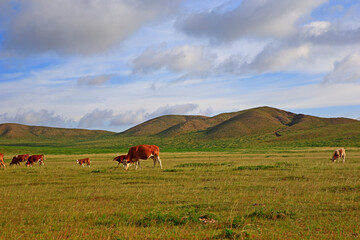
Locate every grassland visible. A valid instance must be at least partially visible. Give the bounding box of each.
[1,148,360,239]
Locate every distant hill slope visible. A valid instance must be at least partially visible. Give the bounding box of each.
[120,106,358,138]
[0,123,113,139]
[1,107,359,153]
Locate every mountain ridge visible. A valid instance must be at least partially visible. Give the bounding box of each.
[121,106,358,138]
[0,106,358,141]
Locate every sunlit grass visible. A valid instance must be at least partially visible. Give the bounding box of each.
[0,149,359,239]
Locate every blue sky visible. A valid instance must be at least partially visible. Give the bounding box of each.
[0,0,359,132]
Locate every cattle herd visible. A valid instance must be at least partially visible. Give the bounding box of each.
[0,144,163,170]
[0,146,345,170]
[0,154,45,168]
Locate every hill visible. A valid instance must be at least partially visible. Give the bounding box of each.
[120,106,358,138]
[0,123,113,139]
[0,106,359,153]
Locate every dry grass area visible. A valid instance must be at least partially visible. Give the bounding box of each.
[1,148,359,239]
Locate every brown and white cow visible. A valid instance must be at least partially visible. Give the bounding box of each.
[26,154,45,167]
[123,144,162,170]
[77,158,91,167]
[113,155,127,167]
[10,154,30,166]
[0,153,5,169]
[331,148,346,163]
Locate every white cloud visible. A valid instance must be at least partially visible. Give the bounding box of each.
[301,21,331,37]
[78,109,113,128]
[133,44,217,75]
[75,104,200,130]
[245,44,311,73]
[110,103,199,127]
[177,0,326,42]
[147,104,198,118]
[1,0,182,55]
[110,110,147,126]
[0,109,75,128]
[324,52,360,83]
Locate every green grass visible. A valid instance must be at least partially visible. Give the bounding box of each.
[1,149,360,239]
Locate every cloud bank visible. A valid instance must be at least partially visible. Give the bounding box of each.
[1,0,182,55]
[177,0,327,42]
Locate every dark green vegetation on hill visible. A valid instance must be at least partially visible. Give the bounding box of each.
[1,107,359,154]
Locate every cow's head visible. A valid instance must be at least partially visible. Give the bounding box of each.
[331,151,339,162]
[122,159,133,170]
[76,160,80,164]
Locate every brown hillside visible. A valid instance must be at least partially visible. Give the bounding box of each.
[122,115,190,136]
[1,107,358,141]
[281,114,357,132]
[205,107,290,138]
[0,123,113,139]
[119,106,359,139]
[158,116,218,136]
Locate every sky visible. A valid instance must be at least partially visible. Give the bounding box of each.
[0,0,359,132]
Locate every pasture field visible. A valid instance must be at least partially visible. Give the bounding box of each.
[0,148,360,239]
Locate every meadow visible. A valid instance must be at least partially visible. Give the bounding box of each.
[0,148,359,239]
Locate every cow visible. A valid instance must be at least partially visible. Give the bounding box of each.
[10,156,22,166]
[26,154,45,167]
[77,158,91,167]
[113,155,127,167]
[123,144,162,170]
[331,148,346,163]
[0,153,5,169]
[10,154,30,166]
[17,154,29,162]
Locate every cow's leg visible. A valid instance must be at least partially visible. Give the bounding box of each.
[342,155,345,163]
[125,162,131,170]
[156,156,163,169]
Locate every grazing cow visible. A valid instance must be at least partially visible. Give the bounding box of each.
[331,148,346,163]
[10,156,22,166]
[26,154,45,167]
[17,154,29,162]
[123,144,162,170]
[113,155,127,167]
[77,158,91,167]
[10,154,30,166]
[0,153,5,169]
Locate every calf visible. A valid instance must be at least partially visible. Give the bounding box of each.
[331,148,346,163]
[77,158,91,167]
[26,154,45,167]
[113,155,128,167]
[0,153,5,169]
